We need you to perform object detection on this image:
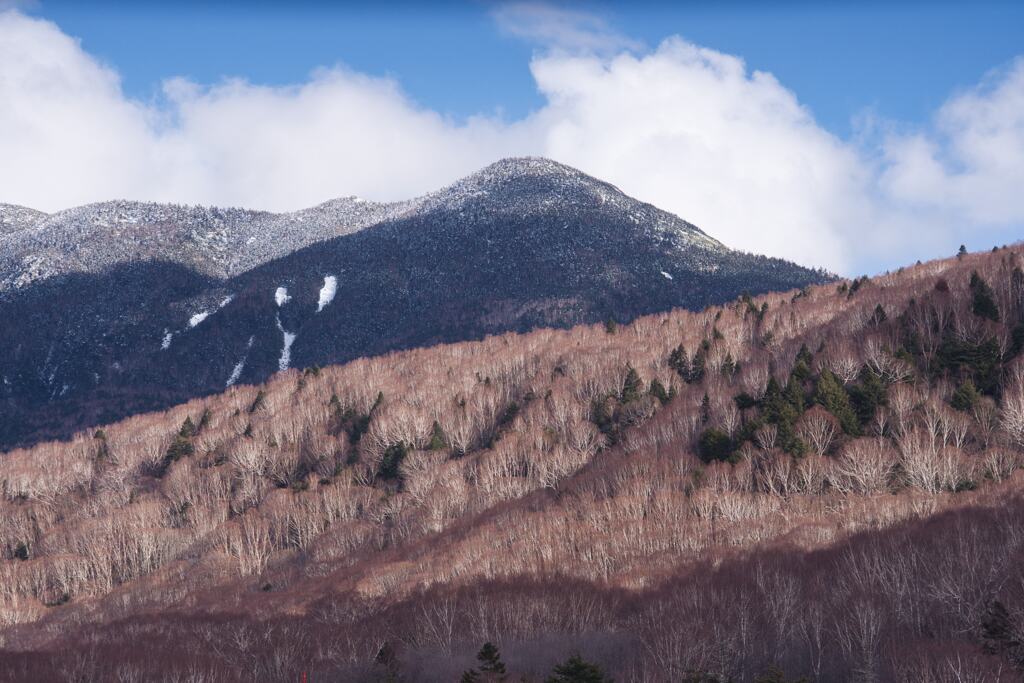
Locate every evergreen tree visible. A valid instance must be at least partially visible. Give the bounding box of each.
[969,271,1000,321]
[604,318,617,334]
[461,670,482,683]
[871,304,888,325]
[476,642,507,675]
[668,345,691,381]
[784,377,806,415]
[951,378,981,412]
[814,370,860,435]
[178,416,196,438]
[93,429,110,461]
[648,378,671,406]
[849,369,888,426]
[698,428,732,463]
[197,408,212,433]
[790,357,812,382]
[700,392,711,423]
[980,599,1021,656]
[545,654,612,683]
[248,390,266,414]
[758,375,806,454]
[429,421,448,450]
[720,353,736,377]
[621,366,643,404]
[378,443,408,482]
[958,244,968,258]
[690,344,707,384]
[795,344,813,367]
[165,435,194,463]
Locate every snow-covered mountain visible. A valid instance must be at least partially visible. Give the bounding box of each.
[0,158,832,449]
[0,158,724,290]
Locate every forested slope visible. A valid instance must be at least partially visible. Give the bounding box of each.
[1,246,1024,681]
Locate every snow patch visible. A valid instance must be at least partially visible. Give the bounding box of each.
[275,287,291,307]
[226,336,255,387]
[316,275,337,312]
[188,311,210,328]
[161,330,173,350]
[276,316,296,371]
[660,271,674,280]
[219,295,234,308]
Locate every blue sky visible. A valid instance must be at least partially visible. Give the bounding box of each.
[27,1,1024,135]
[3,1,1023,274]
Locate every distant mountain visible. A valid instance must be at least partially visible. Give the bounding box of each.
[0,158,832,448]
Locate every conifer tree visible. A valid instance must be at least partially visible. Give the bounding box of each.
[814,369,860,435]
[796,344,813,366]
[849,369,888,426]
[429,420,448,450]
[668,345,690,381]
[477,642,507,675]
[951,378,980,412]
[545,654,612,683]
[970,271,1000,321]
[721,353,736,377]
[621,366,643,403]
[178,416,196,438]
[690,344,707,384]
[648,378,671,406]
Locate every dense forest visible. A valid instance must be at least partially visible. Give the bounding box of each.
[1,246,1024,681]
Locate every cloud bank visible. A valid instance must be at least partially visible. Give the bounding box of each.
[1,8,1022,274]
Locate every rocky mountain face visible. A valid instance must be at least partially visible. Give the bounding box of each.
[0,158,832,449]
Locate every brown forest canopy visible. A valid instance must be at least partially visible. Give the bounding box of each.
[2,246,1024,680]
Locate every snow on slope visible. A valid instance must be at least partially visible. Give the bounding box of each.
[226,336,255,387]
[0,204,47,236]
[316,276,337,312]
[276,316,296,371]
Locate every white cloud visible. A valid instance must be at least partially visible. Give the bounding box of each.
[880,59,1024,227]
[492,2,642,54]
[1,8,1022,275]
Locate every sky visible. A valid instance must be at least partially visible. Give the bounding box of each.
[1,1,1023,275]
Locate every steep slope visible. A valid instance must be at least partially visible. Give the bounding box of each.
[0,247,1022,681]
[0,158,831,448]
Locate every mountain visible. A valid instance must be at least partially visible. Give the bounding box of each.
[0,158,831,449]
[0,246,1021,681]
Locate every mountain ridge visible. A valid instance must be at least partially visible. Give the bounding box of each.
[0,157,740,292]
[0,158,832,449]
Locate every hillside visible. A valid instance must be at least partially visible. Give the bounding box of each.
[1,246,1023,680]
[0,158,831,450]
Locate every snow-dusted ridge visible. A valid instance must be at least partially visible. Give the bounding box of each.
[0,157,728,293]
[0,204,47,237]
